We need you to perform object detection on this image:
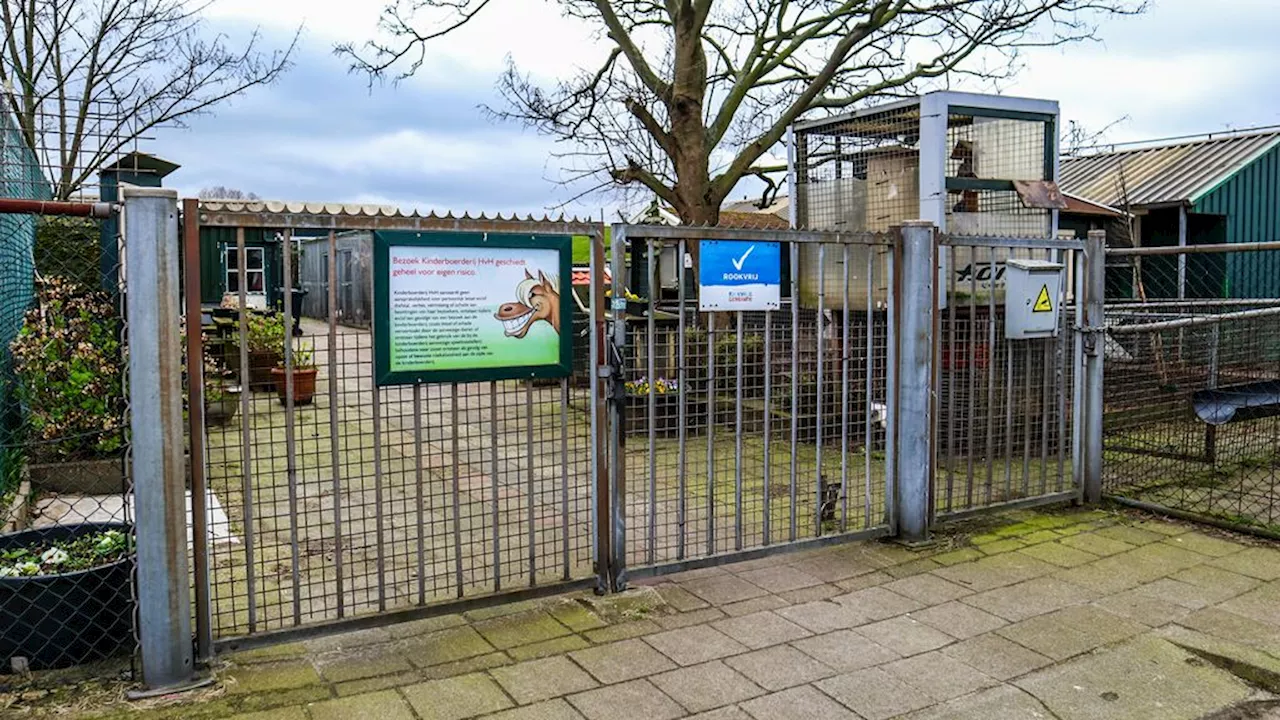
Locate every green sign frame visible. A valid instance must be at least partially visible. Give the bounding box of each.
[373,230,574,386]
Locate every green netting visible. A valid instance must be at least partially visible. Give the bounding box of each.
[0,107,51,493]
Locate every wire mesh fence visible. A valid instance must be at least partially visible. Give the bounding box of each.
[196,224,598,640]
[0,208,134,669]
[1102,244,1280,532]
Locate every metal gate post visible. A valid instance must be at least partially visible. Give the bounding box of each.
[123,187,195,689]
[590,227,612,594]
[607,224,628,591]
[1082,230,1106,503]
[895,221,937,543]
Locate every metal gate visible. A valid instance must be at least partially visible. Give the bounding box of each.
[186,204,607,652]
[932,233,1086,520]
[606,225,899,583]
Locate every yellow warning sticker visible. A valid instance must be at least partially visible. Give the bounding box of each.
[1032,284,1053,313]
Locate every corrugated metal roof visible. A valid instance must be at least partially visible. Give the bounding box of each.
[1060,130,1280,209]
[197,199,589,222]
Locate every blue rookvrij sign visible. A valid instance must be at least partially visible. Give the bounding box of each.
[698,240,782,311]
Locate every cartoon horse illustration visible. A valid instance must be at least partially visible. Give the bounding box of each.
[494,270,560,338]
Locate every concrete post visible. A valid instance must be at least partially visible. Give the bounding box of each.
[123,187,194,689]
[896,221,937,543]
[1082,229,1106,503]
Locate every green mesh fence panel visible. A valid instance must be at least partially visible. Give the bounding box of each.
[0,106,51,497]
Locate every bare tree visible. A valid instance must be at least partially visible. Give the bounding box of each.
[199,185,260,200]
[340,0,1143,224]
[0,0,298,200]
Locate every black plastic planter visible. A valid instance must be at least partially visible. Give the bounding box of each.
[0,522,134,671]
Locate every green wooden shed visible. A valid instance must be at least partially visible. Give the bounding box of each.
[1061,129,1280,300]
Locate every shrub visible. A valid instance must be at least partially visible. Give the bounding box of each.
[34,218,100,290]
[235,312,287,355]
[0,528,131,577]
[10,278,126,460]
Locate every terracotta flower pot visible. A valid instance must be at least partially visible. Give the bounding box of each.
[270,367,318,406]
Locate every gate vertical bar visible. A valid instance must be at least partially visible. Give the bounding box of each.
[706,313,716,555]
[371,281,386,612]
[451,384,464,596]
[1083,230,1106,503]
[527,384,536,586]
[327,230,345,618]
[413,385,426,604]
[182,199,212,662]
[676,238,688,560]
[896,221,935,543]
[735,312,744,551]
[789,242,800,541]
[236,226,256,632]
[763,308,773,543]
[490,381,501,590]
[124,187,194,688]
[840,243,850,531]
[865,251,875,527]
[282,229,302,625]
[815,244,826,537]
[647,238,657,565]
[560,378,570,580]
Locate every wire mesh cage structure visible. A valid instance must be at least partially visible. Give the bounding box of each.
[789,92,1073,515]
[0,100,135,672]
[1102,243,1280,534]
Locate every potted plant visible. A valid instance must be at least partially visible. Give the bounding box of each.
[203,343,241,425]
[237,311,286,391]
[270,338,318,406]
[0,523,134,670]
[623,377,707,436]
[10,278,127,495]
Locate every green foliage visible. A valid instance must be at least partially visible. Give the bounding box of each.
[10,278,126,460]
[234,312,287,354]
[0,529,131,577]
[34,218,100,289]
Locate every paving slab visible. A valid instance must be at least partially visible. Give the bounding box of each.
[306,690,416,720]
[1015,635,1253,720]
[1092,587,1194,626]
[566,679,685,720]
[1179,607,1280,658]
[962,576,1097,622]
[398,626,496,668]
[816,666,934,720]
[790,628,901,671]
[1057,532,1136,557]
[734,565,823,594]
[1212,547,1280,580]
[997,605,1145,660]
[883,650,998,702]
[856,615,955,657]
[832,585,924,621]
[568,638,677,684]
[474,611,573,650]
[649,660,765,713]
[932,553,1056,592]
[723,644,835,691]
[1016,541,1099,568]
[899,683,1056,720]
[225,660,323,694]
[1165,532,1247,558]
[711,611,812,649]
[773,600,868,633]
[737,684,861,720]
[644,624,749,666]
[883,573,973,605]
[401,673,514,720]
[910,600,1008,639]
[483,699,586,720]
[941,633,1052,680]
[679,574,771,605]
[491,656,598,705]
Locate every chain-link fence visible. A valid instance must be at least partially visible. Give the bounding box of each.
[1102,242,1280,533]
[0,107,134,670]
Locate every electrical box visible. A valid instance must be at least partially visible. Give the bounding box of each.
[1004,258,1064,339]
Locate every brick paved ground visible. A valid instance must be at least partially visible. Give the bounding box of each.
[12,505,1280,720]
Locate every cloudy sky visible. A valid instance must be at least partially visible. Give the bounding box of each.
[152,0,1280,217]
